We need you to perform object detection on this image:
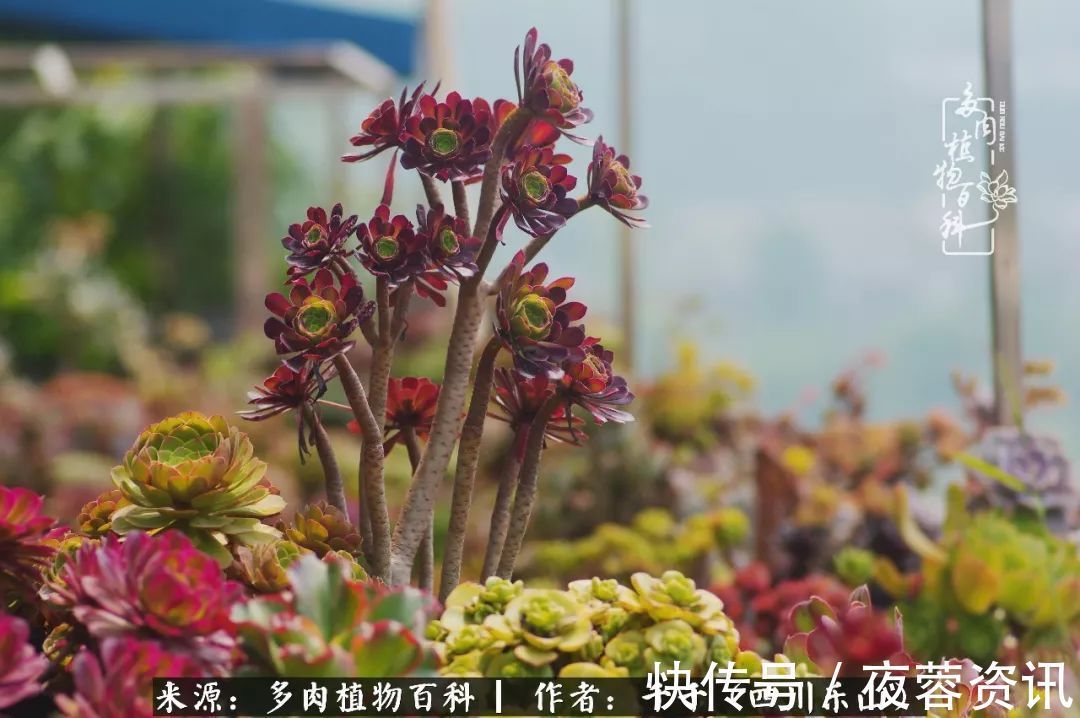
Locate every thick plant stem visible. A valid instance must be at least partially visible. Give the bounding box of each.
[386,108,533,585]
[401,428,433,592]
[420,173,443,209]
[333,353,390,579]
[439,336,502,600]
[496,395,562,579]
[304,406,348,518]
[480,450,523,579]
[452,180,470,234]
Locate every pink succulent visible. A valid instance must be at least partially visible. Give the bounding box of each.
[0,611,47,709]
[0,485,57,604]
[41,530,242,673]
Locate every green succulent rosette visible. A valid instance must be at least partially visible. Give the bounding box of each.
[631,570,733,635]
[485,588,594,667]
[642,619,708,672]
[109,412,285,566]
[229,541,304,594]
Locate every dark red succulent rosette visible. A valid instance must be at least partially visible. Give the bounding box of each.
[282,203,358,280]
[343,83,427,163]
[494,252,588,378]
[415,204,480,281]
[264,269,374,370]
[356,204,429,285]
[500,145,579,237]
[349,376,441,452]
[587,136,649,228]
[560,340,634,424]
[239,361,336,460]
[399,92,494,182]
[515,28,593,137]
[488,368,584,458]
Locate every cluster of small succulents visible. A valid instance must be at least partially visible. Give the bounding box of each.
[428,570,759,678]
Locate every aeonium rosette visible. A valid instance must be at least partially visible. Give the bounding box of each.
[356,204,429,288]
[588,137,648,227]
[399,92,494,182]
[343,83,427,163]
[489,368,584,458]
[55,637,203,718]
[0,486,58,605]
[40,531,243,673]
[264,268,374,370]
[516,28,593,136]
[281,204,358,280]
[495,252,588,377]
[501,145,579,236]
[108,412,285,566]
[239,361,335,461]
[415,204,480,282]
[560,340,635,424]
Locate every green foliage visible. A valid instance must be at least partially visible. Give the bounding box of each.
[430,572,774,678]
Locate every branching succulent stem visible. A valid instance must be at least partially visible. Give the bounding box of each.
[304,405,348,518]
[496,393,563,578]
[439,335,502,600]
[481,450,524,579]
[387,107,533,586]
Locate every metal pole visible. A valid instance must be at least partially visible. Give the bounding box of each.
[616,0,637,373]
[982,0,1022,426]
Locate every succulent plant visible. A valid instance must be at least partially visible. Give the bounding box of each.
[486,588,593,667]
[233,554,438,677]
[343,83,427,163]
[515,28,592,136]
[488,368,584,458]
[41,531,242,673]
[355,204,430,286]
[642,619,708,672]
[0,485,57,604]
[561,341,635,424]
[229,540,305,595]
[0,611,48,709]
[278,501,362,560]
[239,361,335,461]
[399,92,494,181]
[382,376,440,452]
[631,571,731,635]
[415,204,480,283]
[587,136,648,227]
[501,145,578,236]
[281,204,358,280]
[55,637,203,718]
[264,268,374,370]
[75,489,128,539]
[784,586,911,675]
[108,412,284,566]
[494,253,588,377]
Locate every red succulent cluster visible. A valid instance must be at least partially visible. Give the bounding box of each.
[349,376,440,452]
[0,486,58,605]
[495,252,588,377]
[516,28,593,135]
[501,145,579,236]
[55,637,203,718]
[240,362,335,460]
[281,204,358,280]
[712,562,851,653]
[489,368,584,458]
[343,83,428,163]
[415,204,480,283]
[0,611,47,710]
[41,531,243,673]
[588,137,648,227]
[560,340,634,425]
[784,586,912,676]
[264,268,374,370]
[399,92,495,182]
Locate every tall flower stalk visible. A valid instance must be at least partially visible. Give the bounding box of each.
[244,27,643,587]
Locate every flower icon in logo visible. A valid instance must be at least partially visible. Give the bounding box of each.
[977,170,1017,211]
